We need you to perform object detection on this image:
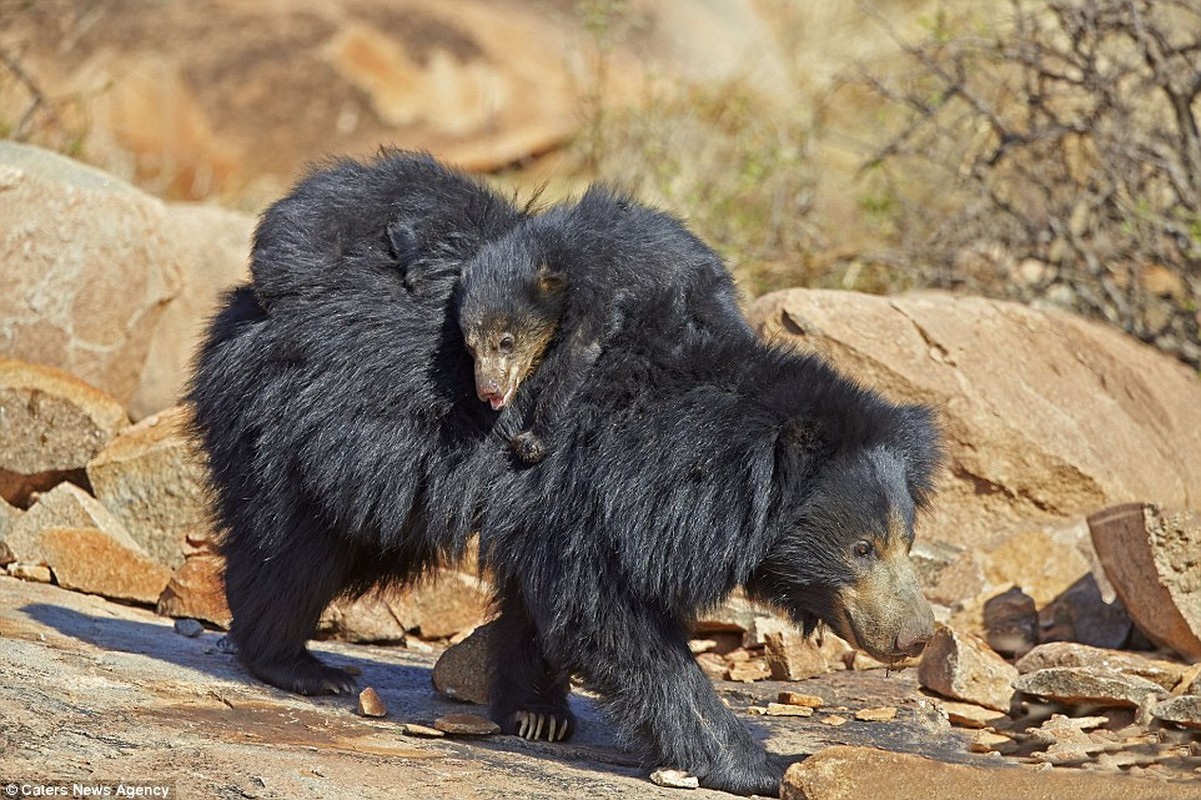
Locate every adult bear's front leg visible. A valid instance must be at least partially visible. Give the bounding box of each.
[569,607,787,797]
[488,584,576,742]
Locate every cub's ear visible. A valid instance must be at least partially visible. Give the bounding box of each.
[891,404,943,509]
[536,263,566,296]
[386,222,420,266]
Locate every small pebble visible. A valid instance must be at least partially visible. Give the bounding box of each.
[777,692,824,708]
[765,703,814,717]
[820,715,848,727]
[433,713,500,735]
[402,723,445,738]
[173,618,204,638]
[650,769,699,789]
[8,562,52,583]
[854,706,897,722]
[357,687,387,718]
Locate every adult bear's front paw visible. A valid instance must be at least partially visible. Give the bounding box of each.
[510,709,573,742]
[696,755,788,797]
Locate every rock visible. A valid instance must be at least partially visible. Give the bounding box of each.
[0,538,13,567]
[173,618,204,638]
[765,703,814,717]
[319,591,409,644]
[982,587,1038,658]
[1013,667,1167,708]
[925,695,1008,729]
[1152,695,1201,729]
[85,406,212,568]
[8,562,52,583]
[389,570,492,640]
[356,687,387,718]
[131,205,252,418]
[38,527,172,605]
[0,359,128,506]
[779,744,1193,800]
[765,628,850,681]
[1038,573,1134,650]
[649,769,699,789]
[401,723,444,738]
[1015,642,1186,692]
[748,290,1201,550]
[1087,504,1201,660]
[777,692,824,708]
[694,592,771,634]
[0,145,180,413]
[818,715,848,727]
[432,622,491,705]
[854,706,898,722]
[156,553,231,628]
[432,713,499,736]
[917,625,1017,712]
[726,658,772,683]
[6,482,141,565]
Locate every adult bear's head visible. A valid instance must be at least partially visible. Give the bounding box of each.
[746,401,942,664]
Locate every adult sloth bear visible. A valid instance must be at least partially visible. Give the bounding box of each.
[189,151,941,796]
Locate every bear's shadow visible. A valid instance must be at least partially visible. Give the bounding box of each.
[22,602,785,778]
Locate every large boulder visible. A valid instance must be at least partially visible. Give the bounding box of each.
[0,143,251,420]
[0,359,128,506]
[748,290,1201,551]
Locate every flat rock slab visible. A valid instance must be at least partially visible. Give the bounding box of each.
[780,745,1199,800]
[1015,641,1186,692]
[1088,503,1201,660]
[1013,667,1167,709]
[917,625,1017,712]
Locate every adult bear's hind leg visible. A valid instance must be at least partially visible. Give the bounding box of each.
[488,585,575,741]
[223,514,356,696]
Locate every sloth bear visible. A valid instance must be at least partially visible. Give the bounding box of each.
[410,185,754,463]
[188,150,941,796]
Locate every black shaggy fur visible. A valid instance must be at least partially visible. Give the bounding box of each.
[188,151,942,796]
[450,185,755,463]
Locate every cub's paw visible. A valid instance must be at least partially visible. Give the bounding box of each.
[510,431,547,464]
[251,656,357,697]
[509,710,573,742]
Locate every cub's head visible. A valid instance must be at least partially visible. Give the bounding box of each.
[456,230,565,411]
[747,404,942,664]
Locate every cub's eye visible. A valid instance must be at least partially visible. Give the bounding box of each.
[853,540,874,558]
[498,334,515,354]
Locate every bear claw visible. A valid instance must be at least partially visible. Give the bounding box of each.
[514,710,570,741]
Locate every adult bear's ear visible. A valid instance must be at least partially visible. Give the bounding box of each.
[890,404,943,510]
[536,263,566,296]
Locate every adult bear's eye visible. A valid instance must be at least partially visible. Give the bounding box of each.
[498,334,515,354]
[853,540,874,558]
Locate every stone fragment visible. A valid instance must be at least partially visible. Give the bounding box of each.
[432,713,499,736]
[1014,667,1167,708]
[967,731,1013,753]
[726,658,771,683]
[401,723,444,738]
[695,593,769,634]
[1173,663,1201,695]
[777,692,824,708]
[917,625,1017,712]
[926,695,1008,729]
[1088,503,1201,660]
[40,527,172,605]
[319,591,408,644]
[1152,695,1201,729]
[1015,641,1185,692]
[156,553,231,628]
[388,570,491,640]
[8,562,52,583]
[6,482,139,565]
[1038,573,1133,650]
[356,687,387,718]
[85,406,211,568]
[696,652,727,680]
[765,629,848,681]
[0,539,12,567]
[432,622,491,705]
[982,587,1038,658]
[854,706,897,722]
[765,703,814,717]
[779,744,1193,800]
[818,715,848,727]
[172,618,204,638]
[0,360,128,506]
[650,769,698,789]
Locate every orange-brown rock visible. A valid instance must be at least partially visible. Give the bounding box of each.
[748,290,1201,552]
[0,359,128,506]
[917,625,1016,712]
[780,745,1193,800]
[1087,504,1201,661]
[38,526,171,605]
[86,406,212,568]
[156,553,232,628]
[432,623,491,705]
[6,482,137,566]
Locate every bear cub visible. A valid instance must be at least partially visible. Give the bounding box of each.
[401,185,750,463]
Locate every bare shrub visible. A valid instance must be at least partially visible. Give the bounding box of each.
[857,0,1201,367]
